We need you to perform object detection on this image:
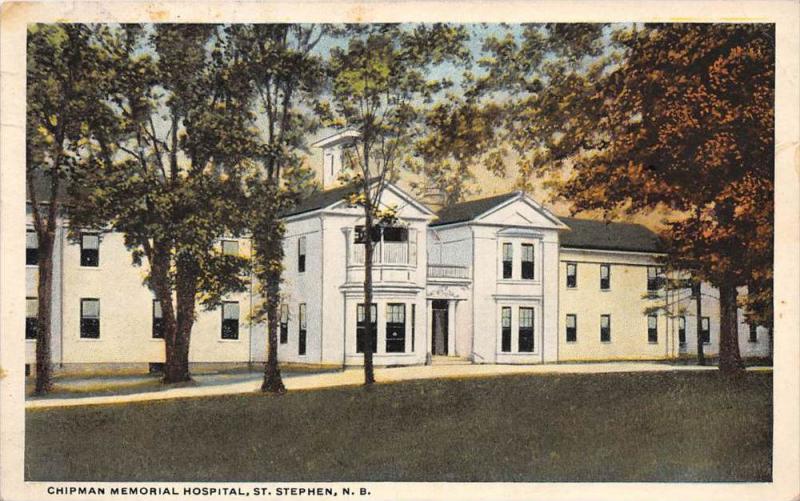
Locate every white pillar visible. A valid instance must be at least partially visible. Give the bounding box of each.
[447,300,456,356]
[425,299,432,364]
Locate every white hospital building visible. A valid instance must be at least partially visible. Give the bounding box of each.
[24,133,770,375]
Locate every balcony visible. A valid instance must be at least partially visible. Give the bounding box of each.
[427,264,471,280]
[350,241,414,266]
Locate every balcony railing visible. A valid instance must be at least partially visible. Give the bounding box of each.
[427,264,470,280]
[350,241,411,265]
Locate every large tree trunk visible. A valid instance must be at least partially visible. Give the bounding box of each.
[693,281,705,366]
[718,283,743,374]
[363,213,376,386]
[164,257,197,383]
[767,327,773,365]
[34,230,55,395]
[261,249,286,393]
[149,240,180,383]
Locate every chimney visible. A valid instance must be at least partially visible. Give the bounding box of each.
[310,130,360,190]
[421,183,446,213]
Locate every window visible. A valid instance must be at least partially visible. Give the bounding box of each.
[326,153,334,176]
[298,303,307,355]
[280,304,289,344]
[600,314,611,342]
[80,233,100,267]
[502,243,513,279]
[80,298,100,338]
[678,316,686,345]
[383,227,408,242]
[221,301,239,340]
[566,314,577,343]
[298,237,306,273]
[700,317,710,344]
[222,239,239,256]
[566,262,577,288]
[26,229,38,266]
[356,303,377,354]
[386,303,406,353]
[354,225,381,243]
[501,307,511,352]
[647,267,664,293]
[519,307,534,352]
[411,304,416,352]
[647,314,658,343]
[749,324,758,343]
[521,244,534,280]
[26,297,38,340]
[600,264,610,290]
[152,300,164,339]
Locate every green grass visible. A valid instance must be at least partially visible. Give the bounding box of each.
[25,371,772,482]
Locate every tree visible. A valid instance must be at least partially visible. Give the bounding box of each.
[67,24,254,383]
[476,23,773,374]
[327,24,470,384]
[226,24,330,393]
[26,24,111,394]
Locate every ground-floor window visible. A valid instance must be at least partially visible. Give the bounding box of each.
[221,301,239,340]
[80,298,100,339]
[700,317,710,344]
[749,324,758,343]
[386,303,406,353]
[600,314,611,342]
[411,304,416,352]
[152,300,164,339]
[298,303,307,355]
[356,303,377,354]
[647,314,658,343]
[565,314,577,343]
[26,297,38,340]
[518,307,534,352]
[280,304,289,344]
[500,307,511,352]
[678,316,686,345]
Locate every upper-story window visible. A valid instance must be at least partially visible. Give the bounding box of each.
[352,225,414,265]
[80,298,100,338]
[298,236,306,273]
[26,229,38,266]
[502,243,513,279]
[647,266,664,293]
[566,262,577,288]
[521,244,534,280]
[26,297,38,340]
[222,239,239,256]
[600,264,610,290]
[80,233,99,267]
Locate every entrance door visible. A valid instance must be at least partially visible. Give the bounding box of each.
[432,300,449,356]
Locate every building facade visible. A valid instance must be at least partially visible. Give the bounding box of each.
[23,134,771,374]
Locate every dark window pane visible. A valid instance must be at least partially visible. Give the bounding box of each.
[600,265,610,290]
[749,324,758,342]
[26,248,39,266]
[700,317,710,344]
[648,315,658,343]
[502,243,512,279]
[356,303,377,354]
[383,227,408,242]
[80,318,100,339]
[678,317,686,344]
[501,307,511,352]
[298,304,307,355]
[518,307,534,352]
[221,319,239,339]
[386,304,406,353]
[26,318,38,340]
[26,230,38,265]
[81,234,100,267]
[566,263,577,288]
[354,226,381,243]
[521,244,534,279]
[600,315,611,342]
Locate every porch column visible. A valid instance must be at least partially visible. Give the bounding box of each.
[447,300,456,356]
[425,299,432,365]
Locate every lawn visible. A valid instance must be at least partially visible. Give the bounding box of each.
[25,371,772,482]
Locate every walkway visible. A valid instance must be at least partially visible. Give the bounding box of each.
[26,362,767,410]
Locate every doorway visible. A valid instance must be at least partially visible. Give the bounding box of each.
[432,300,449,356]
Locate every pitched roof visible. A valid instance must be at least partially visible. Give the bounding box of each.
[280,181,434,219]
[559,217,662,253]
[280,183,358,218]
[430,192,520,227]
